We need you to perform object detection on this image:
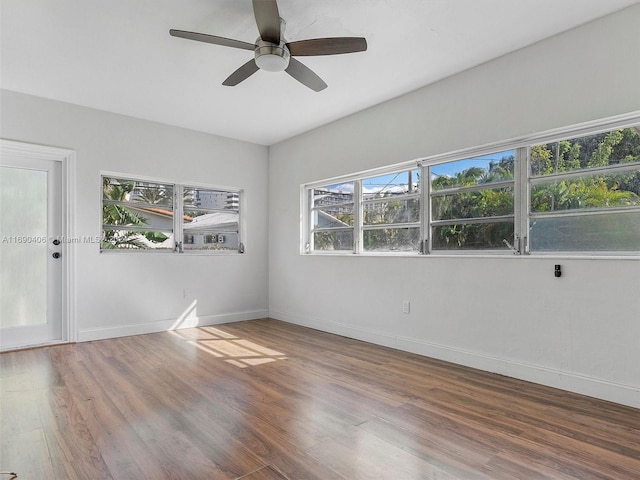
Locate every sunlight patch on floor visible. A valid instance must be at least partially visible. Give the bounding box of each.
[170,325,287,368]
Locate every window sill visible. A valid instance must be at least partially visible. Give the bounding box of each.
[302,251,640,260]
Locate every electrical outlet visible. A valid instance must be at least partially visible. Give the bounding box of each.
[402,300,410,314]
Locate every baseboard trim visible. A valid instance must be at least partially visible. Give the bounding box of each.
[77,309,269,343]
[270,310,640,409]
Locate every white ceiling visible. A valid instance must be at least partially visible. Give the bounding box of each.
[2,0,638,146]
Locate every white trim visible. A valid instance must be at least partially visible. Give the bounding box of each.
[1,139,74,162]
[77,309,269,342]
[304,162,419,192]
[63,149,77,342]
[270,310,640,409]
[354,179,363,253]
[100,170,243,195]
[0,139,77,345]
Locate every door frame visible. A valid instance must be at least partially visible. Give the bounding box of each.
[0,139,76,348]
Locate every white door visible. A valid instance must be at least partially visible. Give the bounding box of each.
[0,154,64,350]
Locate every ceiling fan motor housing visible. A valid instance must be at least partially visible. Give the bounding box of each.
[255,39,290,72]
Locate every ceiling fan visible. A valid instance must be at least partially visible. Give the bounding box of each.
[170,0,367,92]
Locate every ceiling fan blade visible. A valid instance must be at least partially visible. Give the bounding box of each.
[285,58,327,92]
[223,59,260,86]
[252,0,281,44]
[287,37,368,56]
[170,29,255,51]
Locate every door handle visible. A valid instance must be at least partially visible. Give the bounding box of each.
[52,252,61,259]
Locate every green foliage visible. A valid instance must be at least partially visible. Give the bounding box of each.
[142,231,169,243]
[588,130,623,168]
[363,228,419,251]
[336,212,355,226]
[132,183,172,205]
[433,222,514,249]
[313,230,353,251]
[101,177,168,250]
[433,155,515,249]
[532,178,639,212]
[433,128,640,249]
[532,128,640,213]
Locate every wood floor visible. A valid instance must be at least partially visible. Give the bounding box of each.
[1,319,639,479]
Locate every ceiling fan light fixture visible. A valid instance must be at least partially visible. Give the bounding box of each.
[255,40,290,72]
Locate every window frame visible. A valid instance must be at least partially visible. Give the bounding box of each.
[425,149,519,255]
[308,181,356,253]
[526,140,640,255]
[361,169,421,254]
[302,112,640,257]
[180,183,242,254]
[101,173,245,255]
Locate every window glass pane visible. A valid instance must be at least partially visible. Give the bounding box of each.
[103,177,173,206]
[101,229,173,250]
[102,203,154,227]
[531,128,640,177]
[183,210,239,251]
[102,177,175,251]
[313,206,354,228]
[362,169,420,199]
[183,186,240,252]
[432,222,514,250]
[131,182,173,206]
[432,187,514,221]
[531,170,640,213]
[529,211,640,251]
[184,209,240,226]
[185,187,239,211]
[313,183,354,208]
[363,198,419,225]
[363,227,420,252]
[0,167,47,327]
[313,230,353,251]
[431,150,515,191]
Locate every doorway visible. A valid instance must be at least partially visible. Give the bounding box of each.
[0,140,74,350]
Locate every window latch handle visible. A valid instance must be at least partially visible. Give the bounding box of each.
[503,238,519,254]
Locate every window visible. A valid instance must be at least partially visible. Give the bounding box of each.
[528,128,640,252]
[362,170,421,252]
[429,151,515,251]
[183,187,240,252]
[102,177,175,250]
[101,175,243,253]
[309,182,355,252]
[302,118,640,256]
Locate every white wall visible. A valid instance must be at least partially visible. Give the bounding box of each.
[269,5,640,408]
[1,90,269,341]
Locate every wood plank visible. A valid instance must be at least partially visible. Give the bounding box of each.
[1,318,639,479]
[306,425,459,480]
[237,465,289,480]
